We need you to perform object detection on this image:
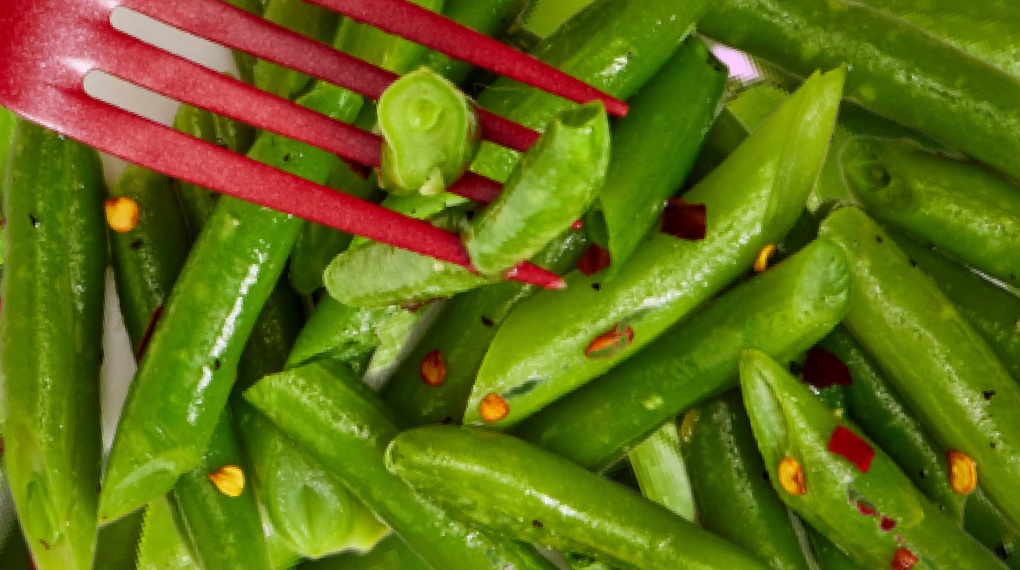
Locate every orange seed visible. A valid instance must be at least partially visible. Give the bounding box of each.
[105,197,139,233]
[420,350,446,387]
[778,456,807,496]
[891,548,919,570]
[754,243,778,273]
[208,465,245,498]
[479,393,510,423]
[948,450,978,494]
[584,324,635,359]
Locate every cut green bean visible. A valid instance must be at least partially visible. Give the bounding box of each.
[254,0,339,99]
[385,426,770,569]
[820,206,1020,530]
[1,122,105,569]
[699,0,1020,184]
[628,423,696,522]
[470,69,845,427]
[244,362,558,570]
[471,0,709,183]
[378,68,480,195]
[680,392,815,570]
[841,136,1020,287]
[514,237,850,471]
[739,349,1005,569]
[464,102,610,275]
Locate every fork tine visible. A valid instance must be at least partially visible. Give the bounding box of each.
[310,0,630,117]
[124,0,539,153]
[97,33,506,204]
[54,91,563,288]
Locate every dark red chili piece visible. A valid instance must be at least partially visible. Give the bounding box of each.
[660,198,707,241]
[135,305,165,359]
[577,244,611,276]
[892,547,919,569]
[880,516,897,532]
[856,499,878,516]
[828,426,876,473]
[802,347,853,389]
[584,323,635,359]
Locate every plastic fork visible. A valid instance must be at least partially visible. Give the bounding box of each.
[0,0,628,289]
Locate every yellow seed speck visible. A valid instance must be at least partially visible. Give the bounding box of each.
[105,197,139,233]
[208,465,245,498]
[754,244,777,273]
[778,456,807,496]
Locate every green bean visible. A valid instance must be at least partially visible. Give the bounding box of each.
[385,425,771,569]
[107,166,192,348]
[135,497,197,569]
[738,349,1006,569]
[628,423,696,522]
[243,362,558,570]
[806,530,863,570]
[819,327,1020,568]
[381,230,587,425]
[857,0,1020,79]
[1,122,105,569]
[99,83,364,523]
[254,0,339,99]
[171,104,255,236]
[514,236,850,470]
[464,103,609,275]
[842,136,1020,287]
[819,205,1020,529]
[93,512,147,570]
[471,0,709,183]
[287,298,402,369]
[0,105,16,182]
[236,407,389,559]
[596,37,727,274]
[325,238,497,308]
[699,0,1020,183]
[170,410,271,569]
[885,228,1020,384]
[515,0,596,41]
[377,68,480,195]
[470,69,845,427]
[680,392,815,570]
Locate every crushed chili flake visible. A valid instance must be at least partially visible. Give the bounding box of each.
[135,306,164,360]
[420,350,446,387]
[880,516,897,532]
[753,243,778,273]
[571,219,584,231]
[208,465,245,498]
[584,323,634,359]
[948,451,978,494]
[828,426,876,473]
[104,197,140,233]
[891,547,919,570]
[479,393,510,423]
[802,347,853,389]
[661,199,707,241]
[778,456,807,496]
[577,244,611,276]
[856,499,878,516]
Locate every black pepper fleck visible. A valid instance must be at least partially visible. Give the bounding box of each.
[481,316,495,328]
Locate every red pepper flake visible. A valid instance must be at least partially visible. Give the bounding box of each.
[420,350,446,387]
[479,393,510,423]
[778,456,807,496]
[577,244,611,276]
[856,499,878,516]
[828,426,876,473]
[880,516,897,532]
[570,219,584,231]
[891,547,919,570]
[661,199,707,241]
[135,305,164,360]
[584,323,634,359]
[802,347,853,389]
[947,450,978,494]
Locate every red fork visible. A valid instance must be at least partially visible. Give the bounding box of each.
[0,0,625,288]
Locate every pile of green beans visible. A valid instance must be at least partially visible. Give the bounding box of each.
[4,0,1020,568]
